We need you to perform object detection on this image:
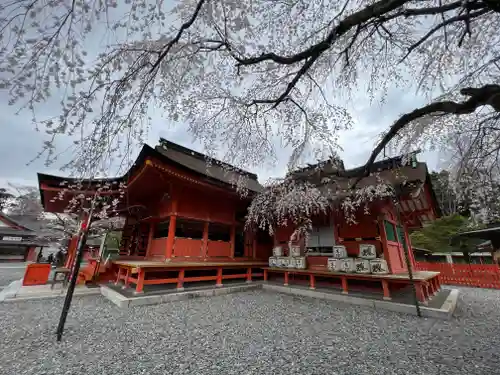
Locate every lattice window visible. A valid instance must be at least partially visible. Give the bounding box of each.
[384,221,397,242]
[397,226,408,251]
[175,219,204,239]
[208,223,231,242]
[153,220,170,239]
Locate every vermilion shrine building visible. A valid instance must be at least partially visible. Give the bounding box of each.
[36,138,442,303]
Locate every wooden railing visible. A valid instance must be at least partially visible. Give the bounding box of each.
[415,262,500,289]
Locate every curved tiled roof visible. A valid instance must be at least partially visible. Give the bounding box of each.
[38,138,263,211]
[155,139,262,193]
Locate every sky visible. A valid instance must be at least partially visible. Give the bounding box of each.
[0,1,443,192]
[0,85,440,192]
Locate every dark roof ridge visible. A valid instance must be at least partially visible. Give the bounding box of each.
[289,150,422,180]
[0,212,34,231]
[158,138,258,180]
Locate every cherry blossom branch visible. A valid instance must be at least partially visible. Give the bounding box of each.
[225,0,495,108]
[148,0,207,74]
[354,84,500,187]
[400,8,491,62]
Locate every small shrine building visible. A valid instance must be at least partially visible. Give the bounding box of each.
[0,213,40,262]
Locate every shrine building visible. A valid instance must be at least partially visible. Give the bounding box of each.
[0,213,39,262]
[34,138,442,303]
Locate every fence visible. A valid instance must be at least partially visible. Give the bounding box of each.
[415,262,500,289]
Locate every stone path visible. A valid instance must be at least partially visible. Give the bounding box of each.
[0,286,499,374]
[0,264,26,287]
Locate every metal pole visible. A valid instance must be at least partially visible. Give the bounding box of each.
[56,209,93,341]
[393,200,422,317]
[56,229,88,341]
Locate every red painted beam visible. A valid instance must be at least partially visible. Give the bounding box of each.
[40,183,121,196]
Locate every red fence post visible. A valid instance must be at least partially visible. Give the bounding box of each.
[216,268,223,287]
[177,269,185,290]
[309,274,316,290]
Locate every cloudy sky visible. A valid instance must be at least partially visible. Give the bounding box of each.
[0,85,440,191]
[0,1,443,192]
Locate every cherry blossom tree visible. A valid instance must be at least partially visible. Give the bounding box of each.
[247,153,397,240]
[6,184,125,246]
[1,0,499,222]
[0,187,13,211]
[429,171,464,217]
[4,186,42,218]
[246,177,329,239]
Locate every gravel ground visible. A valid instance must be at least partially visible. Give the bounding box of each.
[0,265,26,287]
[1,287,499,375]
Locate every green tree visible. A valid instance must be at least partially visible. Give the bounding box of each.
[410,215,483,253]
[105,231,122,250]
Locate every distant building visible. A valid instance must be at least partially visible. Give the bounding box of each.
[413,246,495,265]
[0,213,41,262]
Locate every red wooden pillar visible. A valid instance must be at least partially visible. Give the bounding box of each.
[122,268,131,289]
[309,274,316,290]
[429,280,436,296]
[177,269,185,290]
[284,271,289,286]
[230,224,236,258]
[381,280,391,300]
[263,269,268,281]
[203,222,209,258]
[166,200,178,259]
[64,235,80,269]
[115,267,123,285]
[252,233,257,259]
[427,279,434,295]
[135,269,145,294]
[71,213,90,265]
[434,277,441,292]
[415,283,426,302]
[378,216,394,274]
[246,267,252,283]
[216,267,223,287]
[145,222,154,257]
[431,277,437,292]
[423,283,430,303]
[341,277,348,294]
[403,223,416,270]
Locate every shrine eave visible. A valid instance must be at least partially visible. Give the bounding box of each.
[0,212,33,231]
[318,163,441,218]
[37,172,126,211]
[129,144,262,194]
[452,226,500,242]
[38,140,263,211]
